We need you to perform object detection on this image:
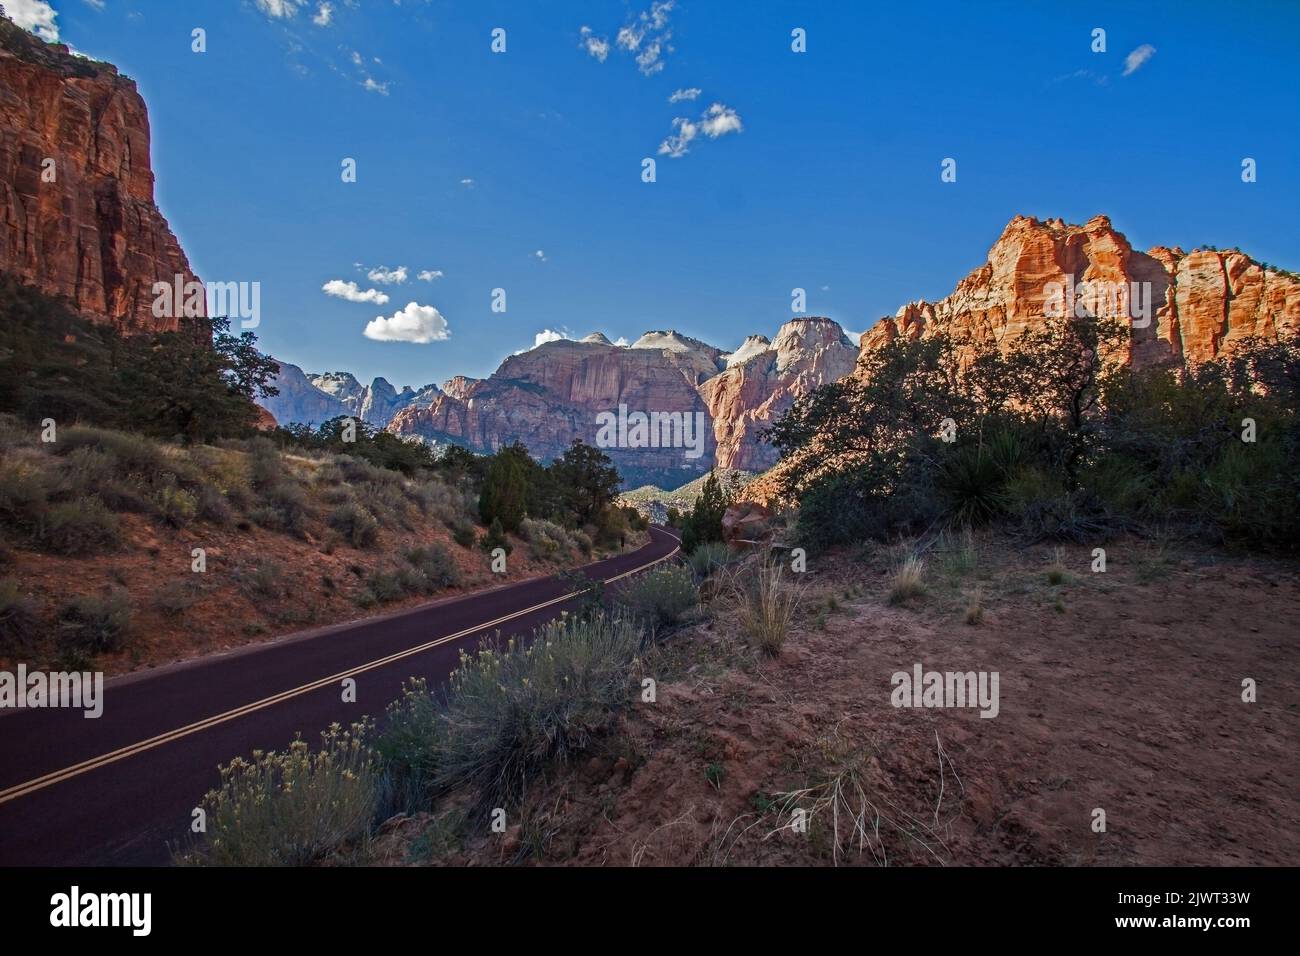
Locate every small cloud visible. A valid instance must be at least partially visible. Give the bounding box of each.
[668,87,701,103]
[613,336,630,347]
[1122,44,1156,76]
[364,302,451,344]
[533,250,548,263]
[460,178,475,187]
[820,285,831,291]
[8,0,60,41]
[609,1,675,76]
[659,102,742,158]
[312,2,333,27]
[255,0,303,19]
[699,102,743,138]
[367,265,408,284]
[350,50,363,66]
[84,0,107,10]
[323,279,389,304]
[578,26,610,62]
[417,269,444,282]
[362,77,390,95]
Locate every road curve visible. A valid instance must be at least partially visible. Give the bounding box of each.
[0,525,681,866]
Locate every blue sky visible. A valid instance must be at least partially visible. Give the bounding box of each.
[26,0,1300,389]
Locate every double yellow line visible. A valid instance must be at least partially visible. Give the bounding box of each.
[0,529,679,807]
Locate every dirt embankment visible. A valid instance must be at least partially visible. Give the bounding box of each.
[376,534,1300,866]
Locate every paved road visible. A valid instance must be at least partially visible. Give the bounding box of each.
[0,526,680,866]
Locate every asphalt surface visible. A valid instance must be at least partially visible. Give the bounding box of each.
[0,526,680,866]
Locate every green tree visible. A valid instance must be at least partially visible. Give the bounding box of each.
[549,439,622,526]
[478,448,528,532]
[680,470,731,553]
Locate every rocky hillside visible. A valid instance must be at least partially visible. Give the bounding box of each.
[384,318,859,487]
[864,214,1300,367]
[0,16,201,332]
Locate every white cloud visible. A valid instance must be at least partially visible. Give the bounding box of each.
[578,26,609,62]
[312,2,333,26]
[323,279,389,304]
[659,102,742,158]
[8,0,60,41]
[364,302,451,344]
[350,50,363,66]
[362,77,389,95]
[417,269,444,281]
[668,87,701,103]
[460,178,475,187]
[533,250,548,263]
[367,265,408,284]
[699,102,743,138]
[608,1,674,75]
[84,0,106,10]
[613,336,630,347]
[255,0,304,19]
[1122,44,1156,76]
[658,117,697,158]
[515,329,571,353]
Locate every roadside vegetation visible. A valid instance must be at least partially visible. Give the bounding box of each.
[766,319,1300,555]
[0,279,646,672]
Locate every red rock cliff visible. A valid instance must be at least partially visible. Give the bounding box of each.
[862,215,1300,368]
[0,16,200,332]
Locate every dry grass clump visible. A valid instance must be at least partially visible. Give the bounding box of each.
[887,555,927,605]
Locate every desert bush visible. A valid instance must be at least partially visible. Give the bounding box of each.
[251,481,309,535]
[151,480,199,528]
[449,518,477,549]
[480,516,511,555]
[0,578,39,658]
[435,613,641,810]
[195,483,235,525]
[56,588,131,659]
[328,502,380,548]
[56,426,168,476]
[0,461,52,537]
[520,517,575,561]
[41,496,121,555]
[178,722,377,866]
[406,544,461,591]
[236,560,286,600]
[685,541,732,581]
[373,678,442,814]
[887,556,927,605]
[617,562,698,637]
[736,563,799,656]
[153,578,203,618]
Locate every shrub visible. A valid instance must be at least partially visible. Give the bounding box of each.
[686,541,732,581]
[617,562,698,637]
[236,560,286,600]
[251,482,308,535]
[374,679,442,814]
[520,517,574,561]
[153,578,202,618]
[0,578,39,658]
[151,481,199,528]
[41,496,120,555]
[450,518,477,549]
[435,613,641,810]
[887,556,927,605]
[179,722,377,866]
[736,563,799,656]
[195,483,235,525]
[328,502,380,549]
[406,544,461,591]
[56,426,168,476]
[480,517,512,555]
[0,461,51,537]
[56,588,132,659]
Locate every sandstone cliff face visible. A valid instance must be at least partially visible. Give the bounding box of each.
[0,18,201,332]
[861,215,1300,369]
[700,318,859,471]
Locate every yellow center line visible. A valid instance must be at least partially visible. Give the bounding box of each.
[0,530,679,806]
